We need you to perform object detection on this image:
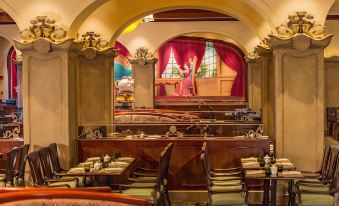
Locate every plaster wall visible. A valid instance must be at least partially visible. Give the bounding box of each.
[118,21,259,54]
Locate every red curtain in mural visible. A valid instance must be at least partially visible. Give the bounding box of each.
[7,46,17,99]
[114,41,131,57]
[169,37,206,74]
[213,42,245,96]
[157,43,172,96]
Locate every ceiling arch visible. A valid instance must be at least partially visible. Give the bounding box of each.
[70,0,272,44]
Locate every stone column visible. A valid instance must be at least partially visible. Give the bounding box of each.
[14,38,77,167]
[14,58,23,108]
[246,54,262,114]
[269,33,332,171]
[75,46,117,126]
[129,48,158,109]
[324,57,339,108]
[256,45,274,139]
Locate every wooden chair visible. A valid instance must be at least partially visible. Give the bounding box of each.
[38,147,78,188]
[48,143,68,173]
[26,151,77,188]
[0,147,19,186]
[301,144,333,181]
[120,146,170,206]
[15,144,30,186]
[128,143,173,206]
[294,151,339,206]
[201,152,248,206]
[0,188,151,206]
[202,142,243,179]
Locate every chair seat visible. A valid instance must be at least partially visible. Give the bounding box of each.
[211,185,242,192]
[48,180,78,188]
[211,176,241,181]
[129,182,157,187]
[300,193,334,206]
[299,185,329,192]
[211,193,245,206]
[122,188,156,200]
[212,180,242,185]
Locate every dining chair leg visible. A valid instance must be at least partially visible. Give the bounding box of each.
[165,188,171,206]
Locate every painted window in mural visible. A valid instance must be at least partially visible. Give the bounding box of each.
[196,42,217,78]
[162,42,217,79]
[161,48,180,78]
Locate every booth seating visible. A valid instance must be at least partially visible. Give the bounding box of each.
[0,187,150,206]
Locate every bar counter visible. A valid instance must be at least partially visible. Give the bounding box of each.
[77,137,270,189]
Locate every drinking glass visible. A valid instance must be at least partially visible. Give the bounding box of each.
[84,164,91,172]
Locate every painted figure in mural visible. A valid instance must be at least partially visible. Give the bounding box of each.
[173,56,197,96]
[114,55,132,82]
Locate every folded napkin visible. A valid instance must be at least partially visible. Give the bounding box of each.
[242,162,259,166]
[68,167,85,173]
[246,170,264,175]
[100,167,123,173]
[241,157,257,162]
[86,157,100,161]
[276,158,290,162]
[117,157,134,162]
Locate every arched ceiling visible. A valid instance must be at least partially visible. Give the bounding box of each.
[0,0,336,53]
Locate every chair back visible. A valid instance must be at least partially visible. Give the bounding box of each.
[201,142,211,174]
[16,144,30,182]
[48,143,61,173]
[26,151,45,186]
[4,147,19,185]
[163,143,173,181]
[329,152,339,189]
[38,147,54,179]
[320,145,332,176]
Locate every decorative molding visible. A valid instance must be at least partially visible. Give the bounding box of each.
[3,127,20,139]
[20,16,67,43]
[13,38,75,54]
[74,32,118,59]
[274,11,327,39]
[268,33,333,50]
[325,56,339,63]
[245,52,260,63]
[129,47,157,65]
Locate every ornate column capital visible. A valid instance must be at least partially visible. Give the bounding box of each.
[128,48,158,65]
[268,11,333,50]
[74,31,118,59]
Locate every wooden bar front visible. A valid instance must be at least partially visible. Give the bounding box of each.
[77,138,270,189]
[0,138,24,168]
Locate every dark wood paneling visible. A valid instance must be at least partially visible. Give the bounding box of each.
[78,138,269,189]
[0,139,24,168]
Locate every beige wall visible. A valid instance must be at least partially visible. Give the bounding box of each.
[118,21,259,54]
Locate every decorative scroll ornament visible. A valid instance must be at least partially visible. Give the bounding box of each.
[275,11,326,39]
[15,54,23,62]
[245,52,259,62]
[166,126,183,138]
[79,32,109,51]
[132,47,155,65]
[20,16,67,43]
[3,127,20,139]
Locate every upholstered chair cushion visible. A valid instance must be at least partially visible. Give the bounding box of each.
[211,185,242,192]
[48,179,78,188]
[122,188,157,200]
[211,193,245,206]
[210,176,241,181]
[300,193,334,206]
[299,185,329,192]
[212,180,242,185]
[129,182,157,187]
[1,199,135,206]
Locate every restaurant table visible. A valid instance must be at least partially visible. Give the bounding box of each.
[241,158,303,206]
[62,157,136,186]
